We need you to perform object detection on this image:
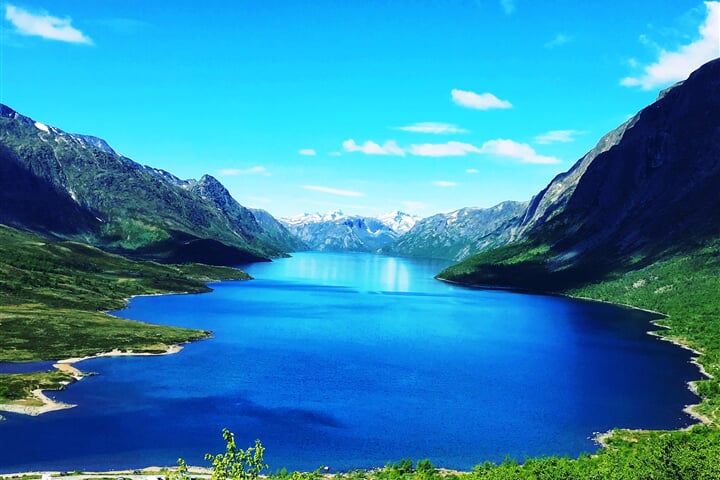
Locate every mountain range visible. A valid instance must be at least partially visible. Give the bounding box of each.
[382,201,527,261]
[280,210,419,252]
[2,59,718,276]
[0,105,298,265]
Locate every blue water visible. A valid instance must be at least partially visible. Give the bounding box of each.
[0,252,702,473]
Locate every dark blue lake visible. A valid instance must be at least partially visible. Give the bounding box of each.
[0,252,702,473]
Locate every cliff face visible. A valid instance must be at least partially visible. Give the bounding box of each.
[515,117,638,239]
[542,58,720,265]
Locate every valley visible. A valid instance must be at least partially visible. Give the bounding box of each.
[1,56,719,478]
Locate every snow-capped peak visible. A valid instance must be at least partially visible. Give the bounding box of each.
[281,210,347,226]
[322,210,345,221]
[282,209,420,233]
[376,211,419,233]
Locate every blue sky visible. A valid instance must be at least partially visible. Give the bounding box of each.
[1,1,718,219]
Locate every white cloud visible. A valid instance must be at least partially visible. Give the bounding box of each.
[466,168,479,174]
[5,5,92,44]
[500,0,516,14]
[343,139,405,156]
[396,122,468,134]
[302,185,365,197]
[480,139,561,164]
[534,129,585,144]
[451,89,512,110]
[545,33,572,49]
[339,137,560,163]
[621,2,720,90]
[220,166,270,176]
[408,141,482,157]
[299,148,316,156]
[433,181,458,187]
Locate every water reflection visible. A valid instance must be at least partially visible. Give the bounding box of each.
[241,252,447,294]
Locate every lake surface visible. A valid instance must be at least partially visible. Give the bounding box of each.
[0,252,702,472]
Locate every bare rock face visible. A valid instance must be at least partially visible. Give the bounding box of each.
[515,116,639,239]
[439,59,720,289]
[540,58,720,265]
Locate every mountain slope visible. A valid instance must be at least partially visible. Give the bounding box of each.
[0,105,284,265]
[384,201,527,260]
[437,58,720,428]
[0,224,250,362]
[250,208,308,252]
[439,58,720,289]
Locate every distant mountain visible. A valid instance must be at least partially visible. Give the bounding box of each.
[375,211,419,234]
[0,104,286,265]
[439,58,720,289]
[280,210,419,252]
[282,210,347,228]
[250,208,308,252]
[383,201,527,261]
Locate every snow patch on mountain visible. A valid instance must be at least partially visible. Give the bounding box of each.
[279,210,421,252]
[376,211,419,233]
[34,121,49,133]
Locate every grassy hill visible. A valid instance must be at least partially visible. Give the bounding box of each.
[0,224,249,404]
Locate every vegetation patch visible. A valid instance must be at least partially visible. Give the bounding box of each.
[165,427,720,480]
[0,371,74,404]
[0,225,251,403]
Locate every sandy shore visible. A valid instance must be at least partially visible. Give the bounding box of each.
[0,389,76,417]
[56,344,184,369]
[646,323,714,425]
[0,344,184,417]
[0,466,213,479]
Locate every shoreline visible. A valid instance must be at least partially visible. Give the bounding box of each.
[569,296,713,428]
[2,274,712,471]
[0,466,214,478]
[0,344,185,418]
[0,280,225,418]
[0,389,76,417]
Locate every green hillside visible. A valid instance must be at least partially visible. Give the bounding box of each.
[0,106,286,265]
[0,224,249,404]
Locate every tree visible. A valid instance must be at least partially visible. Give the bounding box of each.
[205,429,268,480]
[171,429,267,480]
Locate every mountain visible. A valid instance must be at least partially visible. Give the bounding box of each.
[0,104,286,265]
[281,210,347,227]
[250,208,308,252]
[280,211,417,252]
[383,201,527,261]
[375,211,419,233]
[439,58,720,290]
